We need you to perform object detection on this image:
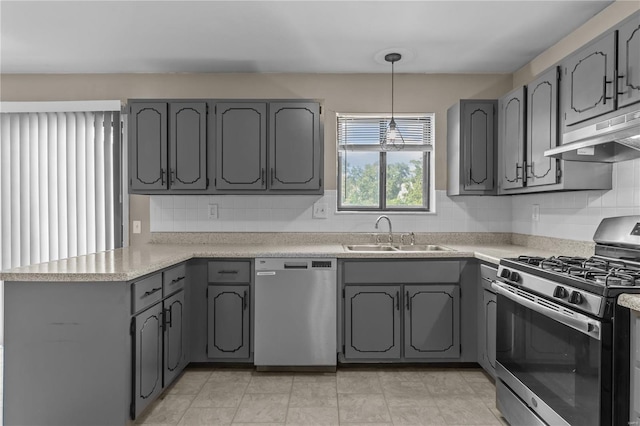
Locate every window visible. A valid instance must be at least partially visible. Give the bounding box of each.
[0,101,123,270]
[337,114,434,211]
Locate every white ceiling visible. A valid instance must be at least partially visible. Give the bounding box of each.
[0,0,613,74]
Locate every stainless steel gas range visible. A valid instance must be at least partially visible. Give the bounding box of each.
[493,216,640,426]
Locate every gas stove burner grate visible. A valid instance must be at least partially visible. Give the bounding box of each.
[516,255,545,265]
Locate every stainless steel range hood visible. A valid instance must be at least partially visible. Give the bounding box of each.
[545,108,640,162]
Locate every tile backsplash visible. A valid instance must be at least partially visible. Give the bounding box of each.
[150,158,640,241]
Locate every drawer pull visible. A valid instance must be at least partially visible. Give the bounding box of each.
[171,276,185,284]
[218,270,238,274]
[142,287,162,298]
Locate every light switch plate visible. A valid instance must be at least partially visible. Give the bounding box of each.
[313,202,328,219]
[208,204,218,220]
[133,220,141,234]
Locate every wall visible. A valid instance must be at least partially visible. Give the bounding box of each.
[512,159,640,241]
[149,190,512,234]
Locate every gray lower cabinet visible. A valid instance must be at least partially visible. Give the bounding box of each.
[343,284,461,361]
[447,99,497,196]
[133,302,164,419]
[164,290,187,386]
[344,285,401,360]
[477,264,497,378]
[631,311,640,423]
[131,264,189,420]
[479,289,497,376]
[404,285,460,359]
[207,285,251,359]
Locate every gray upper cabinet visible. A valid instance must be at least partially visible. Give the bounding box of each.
[269,102,321,191]
[169,103,208,190]
[447,100,497,196]
[344,285,401,360]
[562,32,617,126]
[404,285,460,359]
[618,15,640,108]
[163,290,187,387]
[527,67,560,188]
[130,102,168,191]
[207,285,251,360]
[215,101,322,193]
[129,100,209,193]
[463,101,496,192]
[216,103,267,190]
[498,87,526,191]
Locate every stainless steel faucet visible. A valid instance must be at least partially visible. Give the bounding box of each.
[375,215,393,244]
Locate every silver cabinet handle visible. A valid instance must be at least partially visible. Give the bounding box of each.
[491,281,601,340]
[256,271,276,276]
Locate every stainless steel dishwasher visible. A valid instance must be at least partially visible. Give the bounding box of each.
[254,258,337,369]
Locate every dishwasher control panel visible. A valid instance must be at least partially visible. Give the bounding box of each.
[256,258,336,271]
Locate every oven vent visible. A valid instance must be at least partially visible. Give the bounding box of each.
[509,284,577,318]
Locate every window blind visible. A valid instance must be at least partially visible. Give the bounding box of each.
[337,115,434,148]
[0,109,122,270]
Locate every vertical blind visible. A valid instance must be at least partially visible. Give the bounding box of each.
[0,108,121,270]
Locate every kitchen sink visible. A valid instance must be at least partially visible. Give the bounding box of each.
[344,244,398,252]
[394,244,453,252]
[343,244,453,252]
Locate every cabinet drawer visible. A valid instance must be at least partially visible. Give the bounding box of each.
[208,261,251,283]
[480,264,497,291]
[164,263,186,295]
[132,273,163,313]
[343,261,460,284]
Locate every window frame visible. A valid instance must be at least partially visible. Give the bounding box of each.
[336,113,434,213]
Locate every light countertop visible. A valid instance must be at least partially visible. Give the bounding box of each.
[0,242,568,282]
[618,294,640,313]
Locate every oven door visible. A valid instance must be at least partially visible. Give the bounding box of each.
[492,281,609,426]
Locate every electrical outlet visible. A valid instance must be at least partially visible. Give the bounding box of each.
[312,202,328,219]
[132,220,141,234]
[208,204,218,220]
[532,204,540,222]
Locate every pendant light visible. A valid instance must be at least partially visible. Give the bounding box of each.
[381,52,404,150]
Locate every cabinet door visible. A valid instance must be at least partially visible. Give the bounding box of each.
[618,15,640,108]
[483,290,497,375]
[462,101,495,192]
[169,102,207,190]
[215,102,267,190]
[563,32,616,126]
[130,102,168,190]
[132,302,163,419]
[344,285,401,360]
[404,285,460,359]
[498,88,526,190]
[269,102,321,190]
[163,290,187,387]
[528,67,560,187]
[207,285,250,359]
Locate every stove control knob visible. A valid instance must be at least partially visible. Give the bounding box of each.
[509,271,521,283]
[499,269,511,279]
[553,286,568,299]
[569,291,583,305]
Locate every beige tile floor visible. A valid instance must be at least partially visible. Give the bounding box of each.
[135,367,508,426]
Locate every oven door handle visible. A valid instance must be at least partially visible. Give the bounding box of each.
[491,281,602,340]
